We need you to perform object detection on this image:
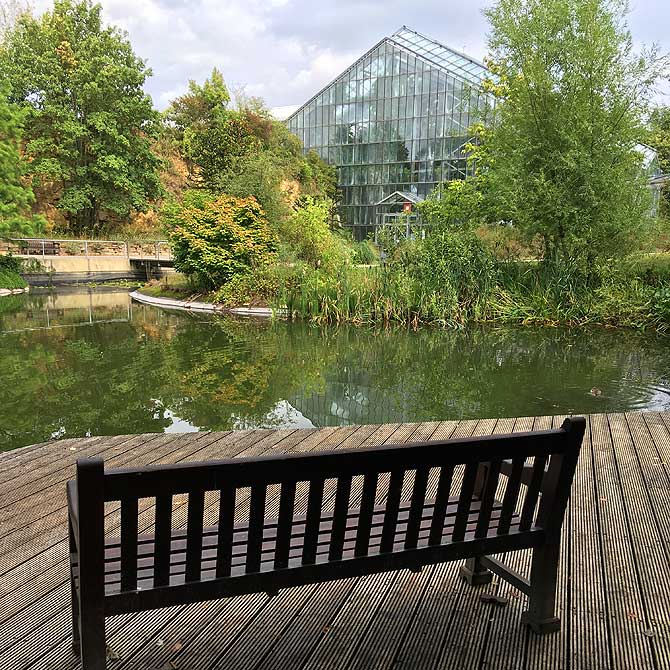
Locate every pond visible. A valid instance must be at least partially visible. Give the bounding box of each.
[1,286,669,452]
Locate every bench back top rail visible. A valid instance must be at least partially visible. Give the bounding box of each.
[72,417,585,598]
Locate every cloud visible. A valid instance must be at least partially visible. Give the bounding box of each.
[30,0,670,110]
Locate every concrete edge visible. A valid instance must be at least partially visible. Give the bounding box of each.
[129,290,276,318]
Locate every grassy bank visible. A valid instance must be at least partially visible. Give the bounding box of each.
[272,251,670,332]
[0,269,26,290]
[0,256,27,291]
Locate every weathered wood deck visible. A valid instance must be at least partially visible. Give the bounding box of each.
[1,412,669,669]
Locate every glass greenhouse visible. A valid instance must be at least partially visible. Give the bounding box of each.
[286,26,492,239]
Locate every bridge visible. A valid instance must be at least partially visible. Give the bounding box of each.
[1,237,175,283]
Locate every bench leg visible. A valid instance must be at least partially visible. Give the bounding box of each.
[68,517,81,657]
[79,606,107,670]
[459,556,493,586]
[521,541,561,634]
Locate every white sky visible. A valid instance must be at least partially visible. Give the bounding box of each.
[32,0,670,111]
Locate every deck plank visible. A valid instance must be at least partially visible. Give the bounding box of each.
[0,413,668,669]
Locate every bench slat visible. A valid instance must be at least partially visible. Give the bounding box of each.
[274,481,297,569]
[246,485,267,574]
[429,465,455,546]
[186,489,206,582]
[329,476,352,561]
[120,498,138,591]
[380,469,404,553]
[497,458,525,536]
[405,466,430,550]
[519,455,547,531]
[216,487,236,578]
[303,478,325,565]
[452,463,478,542]
[476,460,502,538]
[154,494,173,587]
[355,473,378,557]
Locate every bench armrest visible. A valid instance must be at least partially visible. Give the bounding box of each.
[67,479,79,548]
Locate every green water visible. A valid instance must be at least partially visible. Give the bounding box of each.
[1,287,669,451]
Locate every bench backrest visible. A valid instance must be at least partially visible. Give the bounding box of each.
[74,417,585,593]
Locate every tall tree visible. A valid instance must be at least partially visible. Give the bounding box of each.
[2,0,162,232]
[0,80,43,236]
[479,0,667,262]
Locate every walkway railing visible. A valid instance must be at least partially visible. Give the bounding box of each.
[1,238,173,261]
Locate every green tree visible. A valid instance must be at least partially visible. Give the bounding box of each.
[649,107,670,218]
[2,0,163,232]
[164,71,339,223]
[0,80,44,236]
[170,193,278,289]
[480,0,665,262]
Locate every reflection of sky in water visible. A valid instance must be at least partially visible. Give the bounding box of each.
[163,401,315,433]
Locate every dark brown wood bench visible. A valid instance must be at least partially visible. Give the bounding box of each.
[20,239,60,255]
[67,417,585,669]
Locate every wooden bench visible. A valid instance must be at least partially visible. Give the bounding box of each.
[67,417,585,669]
[20,239,60,255]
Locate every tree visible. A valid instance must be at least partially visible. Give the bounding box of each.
[480,0,666,262]
[170,193,278,289]
[648,106,670,218]
[0,80,44,236]
[163,71,339,223]
[2,0,163,232]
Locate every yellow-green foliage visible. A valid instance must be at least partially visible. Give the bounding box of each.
[279,197,351,270]
[170,194,278,290]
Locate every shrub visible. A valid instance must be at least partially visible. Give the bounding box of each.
[279,197,351,270]
[170,194,278,290]
[0,254,23,274]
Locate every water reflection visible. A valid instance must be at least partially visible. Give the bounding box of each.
[1,287,669,451]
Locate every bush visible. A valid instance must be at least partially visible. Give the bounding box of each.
[169,194,278,290]
[0,254,23,274]
[279,197,351,270]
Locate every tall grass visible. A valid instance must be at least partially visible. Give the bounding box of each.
[272,247,670,333]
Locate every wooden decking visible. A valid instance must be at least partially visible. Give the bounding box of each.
[0,412,669,669]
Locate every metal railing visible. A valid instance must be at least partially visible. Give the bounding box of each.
[1,238,173,261]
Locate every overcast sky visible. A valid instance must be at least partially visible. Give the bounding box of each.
[33,0,670,111]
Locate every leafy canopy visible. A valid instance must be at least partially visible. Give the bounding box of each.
[2,0,163,232]
[163,70,338,224]
[169,193,278,290]
[479,0,665,261]
[0,79,44,237]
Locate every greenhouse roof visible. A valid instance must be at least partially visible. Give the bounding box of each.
[389,26,489,87]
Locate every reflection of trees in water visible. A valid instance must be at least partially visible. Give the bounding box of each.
[1,300,669,451]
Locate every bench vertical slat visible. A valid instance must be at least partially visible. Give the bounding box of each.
[185,489,205,582]
[429,464,455,545]
[154,494,173,587]
[381,469,405,553]
[329,476,352,561]
[519,454,548,531]
[355,473,378,557]
[274,480,297,569]
[246,484,267,574]
[497,459,525,535]
[302,477,325,565]
[452,463,478,542]
[120,498,138,592]
[405,466,430,549]
[475,460,502,538]
[216,487,236,578]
